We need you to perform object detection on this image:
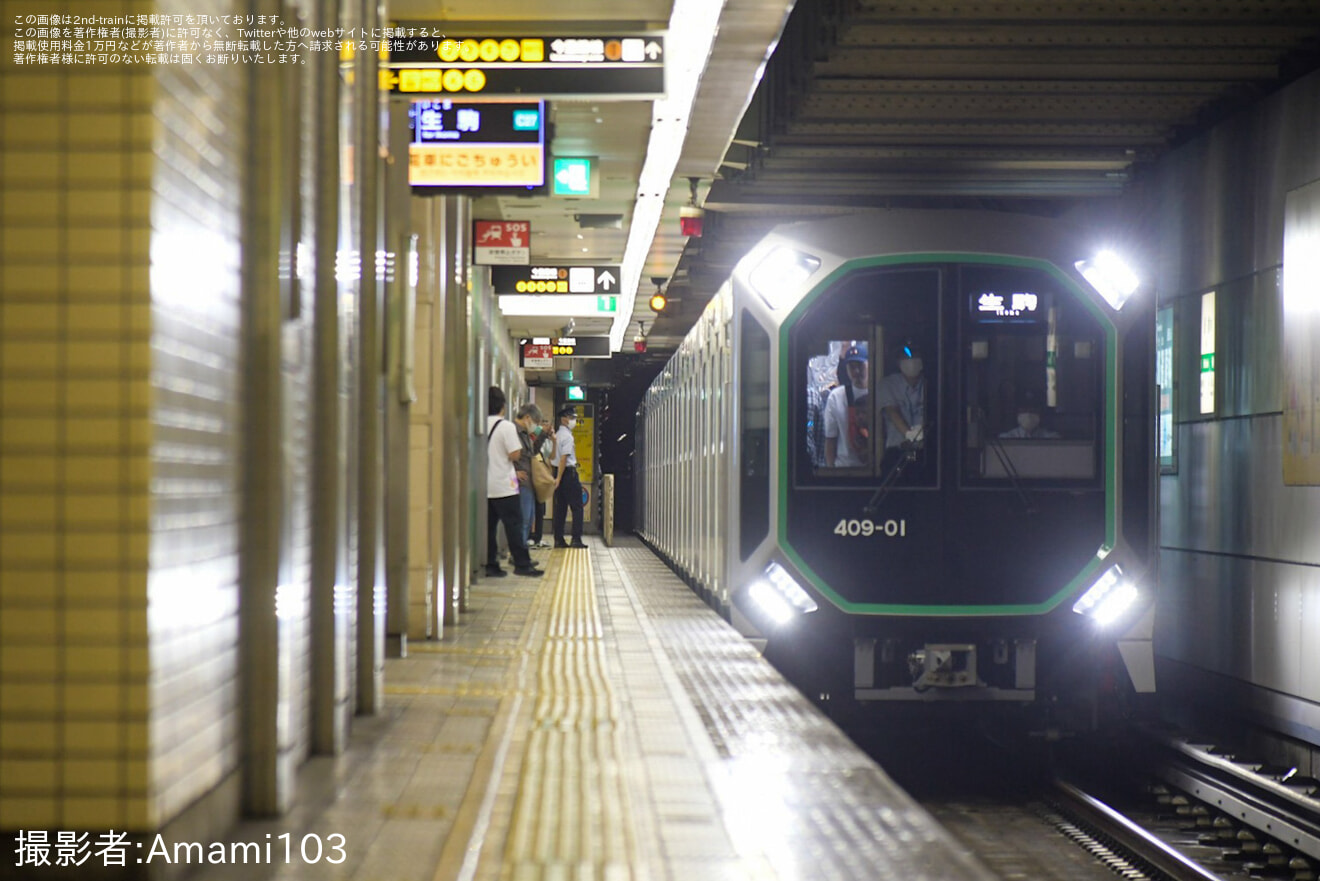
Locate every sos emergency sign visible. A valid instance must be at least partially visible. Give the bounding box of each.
[473,220,531,265]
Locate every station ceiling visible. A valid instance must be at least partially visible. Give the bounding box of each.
[394,0,1320,375]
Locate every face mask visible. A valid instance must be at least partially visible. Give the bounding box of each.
[1018,412,1041,432]
[531,424,541,436]
[899,358,922,379]
[568,418,577,430]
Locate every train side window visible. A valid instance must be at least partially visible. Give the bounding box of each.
[959,264,1103,484]
[739,311,771,560]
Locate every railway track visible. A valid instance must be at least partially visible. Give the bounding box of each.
[924,776,1240,881]
[1142,730,1320,880]
[859,720,1320,881]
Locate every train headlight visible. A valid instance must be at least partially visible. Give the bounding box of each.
[747,247,820,311]
[1072,564,1139,627]
[1075,251,1140,311]
[746,561,818,626]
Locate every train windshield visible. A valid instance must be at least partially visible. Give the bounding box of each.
[792,261,1103,489]
[797,267,939,487]
[959,264,1103,485]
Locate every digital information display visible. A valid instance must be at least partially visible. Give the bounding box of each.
[971,290,1044,324]
[491,264,621,295]
[519,336,611,363]
[408,99,545,188]
[386,35,665,98]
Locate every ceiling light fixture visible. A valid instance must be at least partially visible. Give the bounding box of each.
[611,0,728,351]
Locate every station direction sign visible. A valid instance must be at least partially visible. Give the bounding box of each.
[386,35,665,99]
[491,264,620,295]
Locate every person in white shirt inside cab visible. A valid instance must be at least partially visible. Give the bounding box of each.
[999,390,1061,439]
[823,342,872,468]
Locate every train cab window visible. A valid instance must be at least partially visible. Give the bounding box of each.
[795,267,939,487]
[959,265,1103,484]
[807,339,875,471]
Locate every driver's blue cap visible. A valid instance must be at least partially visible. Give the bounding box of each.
[843,343,868,363]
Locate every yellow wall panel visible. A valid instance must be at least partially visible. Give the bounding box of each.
[0,606,58,641]
[0,684,59,715]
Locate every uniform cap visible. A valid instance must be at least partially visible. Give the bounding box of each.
[559,406,577,420]
[843,343,868,364]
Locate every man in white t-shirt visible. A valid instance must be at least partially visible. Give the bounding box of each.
[485,387,541,578]
[823,343,871,468]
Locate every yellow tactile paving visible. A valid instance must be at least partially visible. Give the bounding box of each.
[504,548,643,880]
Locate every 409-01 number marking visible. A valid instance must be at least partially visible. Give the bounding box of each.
[833,518,907,538]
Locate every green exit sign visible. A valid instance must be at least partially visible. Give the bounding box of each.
[552,156,597,197]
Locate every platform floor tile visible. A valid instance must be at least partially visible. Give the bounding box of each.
[190,541,993,881]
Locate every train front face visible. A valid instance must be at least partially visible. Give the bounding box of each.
[730,213,1153,711]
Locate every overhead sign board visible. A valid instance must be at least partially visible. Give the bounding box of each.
[518,336,611,359]
[386,35,665,99]
[473,220,531,265]
[491,264,620,295]
[408,99,545,189]
[519,337,611,367]
[554,337,610,358]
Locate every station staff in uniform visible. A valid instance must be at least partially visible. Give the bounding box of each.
[553,405,587,548]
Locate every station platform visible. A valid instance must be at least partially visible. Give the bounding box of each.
[195,537,993,881]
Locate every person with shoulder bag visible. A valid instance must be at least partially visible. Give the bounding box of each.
[512,403,545,550]
[528,416,555,547]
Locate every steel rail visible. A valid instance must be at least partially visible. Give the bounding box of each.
[1051,778,1226,881]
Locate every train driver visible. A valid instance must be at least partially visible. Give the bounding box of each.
[823,343,871,468]
[879,340,927,467]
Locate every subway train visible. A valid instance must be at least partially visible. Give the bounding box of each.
[636,209,1156,727]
